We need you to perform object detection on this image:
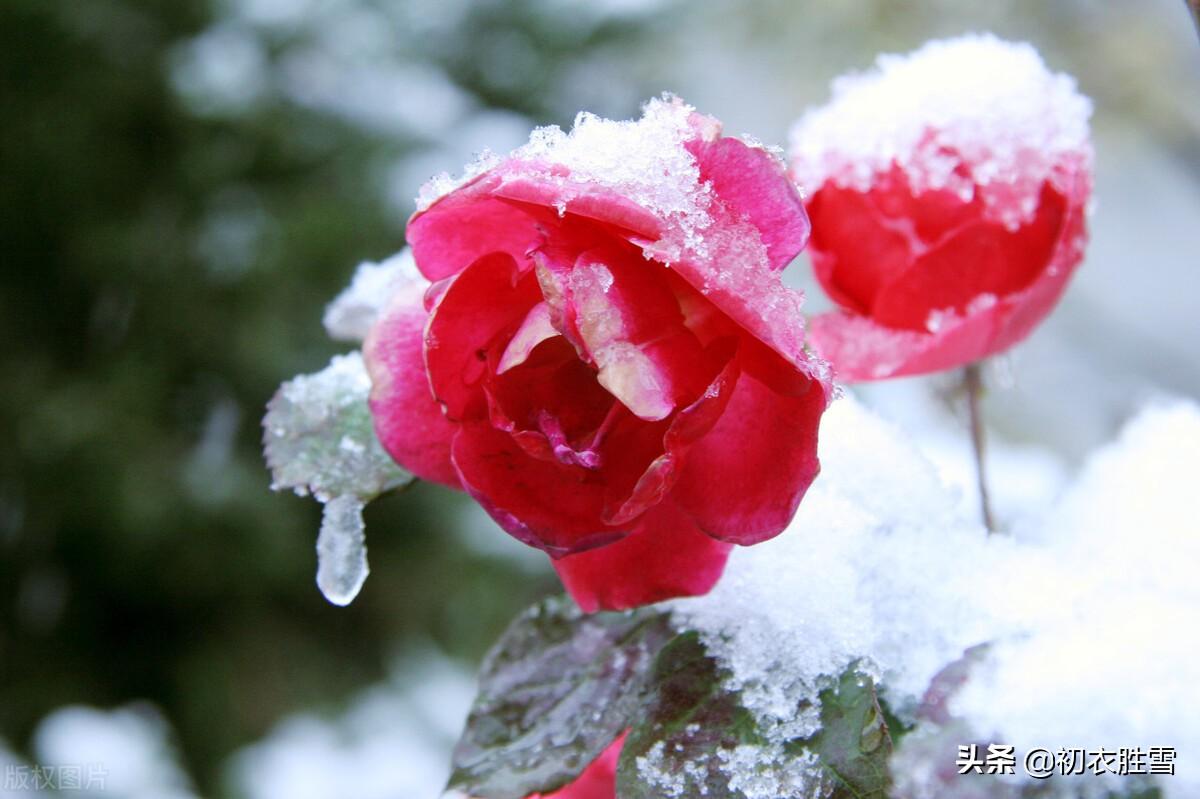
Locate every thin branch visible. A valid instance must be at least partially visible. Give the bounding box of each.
[963,363,997,534]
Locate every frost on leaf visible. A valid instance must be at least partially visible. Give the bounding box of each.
[617,632,761,799]
[263,351,412,605]
[323,248,423,342]
[448,596,673,799]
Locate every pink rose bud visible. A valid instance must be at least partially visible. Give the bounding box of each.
[790,34,1093,381]
[364,96,831,611]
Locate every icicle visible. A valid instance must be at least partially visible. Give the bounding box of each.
[316,495,369,606]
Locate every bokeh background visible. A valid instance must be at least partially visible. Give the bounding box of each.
[2,1,1198,797]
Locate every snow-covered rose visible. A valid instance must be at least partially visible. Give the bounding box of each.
[365,96,831,611]
[790,35,1093,381]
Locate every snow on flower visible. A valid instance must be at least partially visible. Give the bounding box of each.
[789,34,1093,381]
[363,94,832,611]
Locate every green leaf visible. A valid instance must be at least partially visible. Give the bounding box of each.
[616,632,759,799]
[262,351,411,502]
[448,596,673,799]
[801,666,892,799]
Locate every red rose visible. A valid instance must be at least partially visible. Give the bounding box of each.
[789,34,1093,381]
[364,96,831,611]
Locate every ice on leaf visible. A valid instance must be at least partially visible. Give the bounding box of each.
[263,351,409,501]
[315,495,369,607]
[263,351,411,605]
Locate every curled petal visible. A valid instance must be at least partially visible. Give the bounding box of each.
[408,174,544,281]
[498,301,559,374]
[553,501,733,612]
[362,284,460,488]
[425,252,543,420]
[451,422,622,556]
[871,184,1068,330]
[688,136,811,271]
[809,187,1087,381]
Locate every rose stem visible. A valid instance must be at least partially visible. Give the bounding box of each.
[963,362,997,534]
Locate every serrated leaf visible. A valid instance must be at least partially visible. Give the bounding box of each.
[262,351,410,501]
[801,666,892,799]
[616,632,759,799]
[448,596,673,799]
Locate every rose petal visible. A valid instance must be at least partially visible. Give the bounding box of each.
[362,284,461,488]
[601,341,739,525]
[809,188,1087,381]
[871,184,1067,330]
[563,246,715,421]
[689,136,811,271]
[451,422,624,556]
[492,171,664,239]
[806,185,914,314]
[498,301,560,374]
[670,339,825,545]
[553,500,733,612]
[408,173,544,281]
[425,252,543,421]
[663,201,821,381]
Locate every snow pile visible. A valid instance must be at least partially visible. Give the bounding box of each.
[323,248,423,342]
[943,401,1200,798]
[416,94,718,260]
[663,396,1016,797]
[789,34,1093,229]
[662,396,1200,798]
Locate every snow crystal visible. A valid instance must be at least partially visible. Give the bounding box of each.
[323,248,423,342]
[416,94,716,263]
[415,149,501,212]
[316,494,369,606]
[789,34,1093,229]
[717,745,823,799]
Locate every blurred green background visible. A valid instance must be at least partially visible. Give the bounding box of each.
[1,1,1197,797]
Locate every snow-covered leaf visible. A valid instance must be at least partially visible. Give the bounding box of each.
[263,351,410,502]
[448,596,673,799]
[617,632,758,799]
[262,351,411,605]
[804,666,892,799]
